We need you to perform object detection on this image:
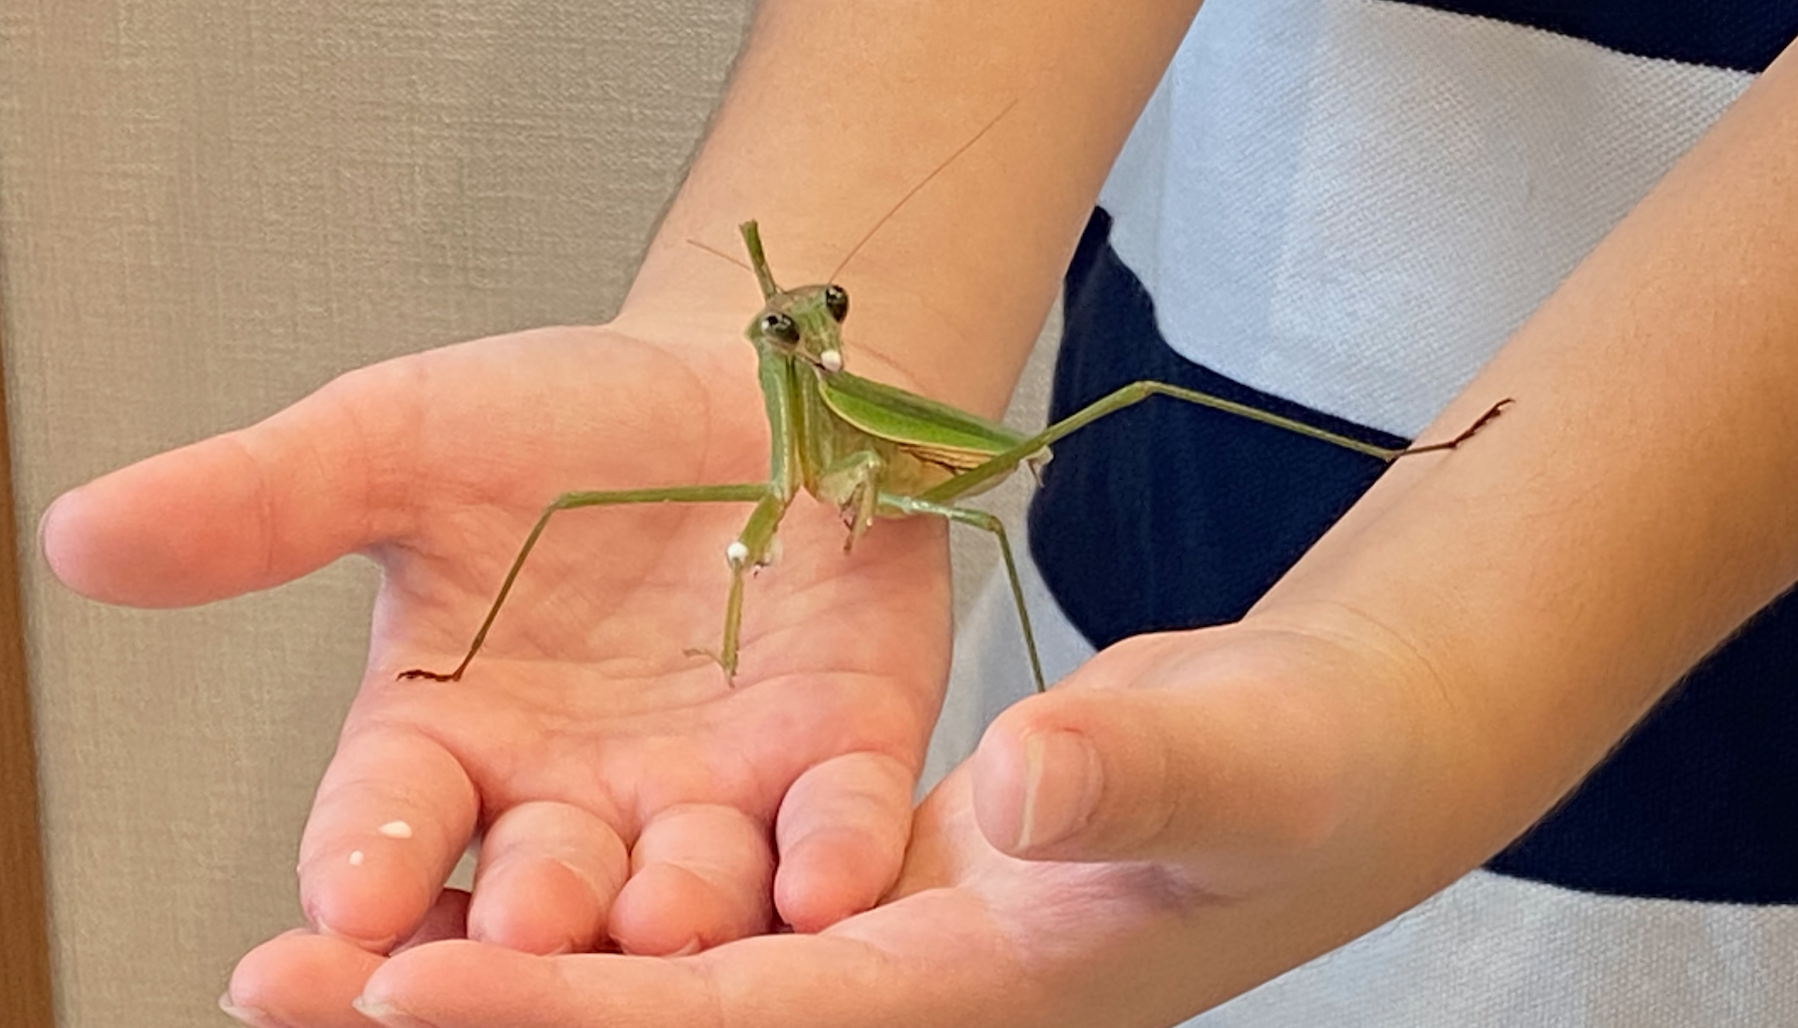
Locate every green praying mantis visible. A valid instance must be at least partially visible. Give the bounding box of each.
[399,223,1510,693]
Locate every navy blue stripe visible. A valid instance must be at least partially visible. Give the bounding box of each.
[1028,220,1404,644]
[1031,208,1798,904]
[1488,598,1798,904]
[1389,0,1798,72]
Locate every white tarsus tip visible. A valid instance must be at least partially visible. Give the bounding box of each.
[760,535,783,567]
[378,820,414,840]
[819,349,844,373]
[726,541,751,568]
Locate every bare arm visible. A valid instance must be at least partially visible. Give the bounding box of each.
[1275,33,1798,875]
[969,32,1798,980]
[618,0,1205,417]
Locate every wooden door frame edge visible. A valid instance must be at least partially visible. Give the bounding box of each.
[0,255,57,1027]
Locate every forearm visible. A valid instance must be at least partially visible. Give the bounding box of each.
[618,0,1203,417]
[1265,39,1798,877]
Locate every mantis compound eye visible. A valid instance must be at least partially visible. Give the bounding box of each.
[822,284,849,323]
[760,312,801,345]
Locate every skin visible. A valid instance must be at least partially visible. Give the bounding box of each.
[39,0,1798,1025]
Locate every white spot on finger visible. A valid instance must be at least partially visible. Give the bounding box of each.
[378,820,414,840]
[349,850,366,867]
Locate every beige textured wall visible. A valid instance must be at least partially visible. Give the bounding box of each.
[1,2,758,1025]
[1,2,1054,1025]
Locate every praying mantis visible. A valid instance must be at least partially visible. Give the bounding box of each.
[399,221,1509,692]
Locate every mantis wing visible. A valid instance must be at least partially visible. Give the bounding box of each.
[816,371,1039,470]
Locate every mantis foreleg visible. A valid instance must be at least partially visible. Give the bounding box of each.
[400,483,770,682]
[816,450,887,552]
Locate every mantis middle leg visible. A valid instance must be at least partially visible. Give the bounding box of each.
[400,482,771,682]
[879,492,1047,693]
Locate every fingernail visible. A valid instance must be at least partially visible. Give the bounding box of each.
[353,995,438,1028]
[218,994,292,1028]
[1016,730,1102,851]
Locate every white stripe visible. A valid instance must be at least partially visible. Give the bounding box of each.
[928,536,1093,789]
[1193,869,1798,1026]
[1100,0,1752,436]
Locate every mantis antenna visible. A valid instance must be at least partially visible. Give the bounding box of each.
[685,237,754,273]
[682,99,1020,286]
[827,99,1021,282]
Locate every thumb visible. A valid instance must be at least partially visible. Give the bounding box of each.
[969,633,1370,878]
[41,361,413,607]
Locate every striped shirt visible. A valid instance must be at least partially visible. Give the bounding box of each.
[948,0,1798,1023]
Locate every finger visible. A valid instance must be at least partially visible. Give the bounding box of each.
[970,637,1359,877]
[358,884,1080,1028]
[358,940,726,1028]
[608,803,774,955]
[772,751,914,932]
[393,888,473,955]
[466,800,629,954]
[40,363,409,607]
[356,915,1018,1028]
[299,725,479,949]
[223,930,387,1028]
[224,891,469,1028]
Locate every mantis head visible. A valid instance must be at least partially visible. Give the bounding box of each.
[740,220,851,372]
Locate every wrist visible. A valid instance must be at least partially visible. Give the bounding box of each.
[622,221,1008,411]
[1247,492,1639,874]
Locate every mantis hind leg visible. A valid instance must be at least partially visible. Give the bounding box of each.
[399,483,769,683]
[880,493,1047,693]
[921,387,1513,507]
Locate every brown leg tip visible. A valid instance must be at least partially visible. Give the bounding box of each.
[1398,397,1516,457]
[397,668,461,682]
[681,647,739,687]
